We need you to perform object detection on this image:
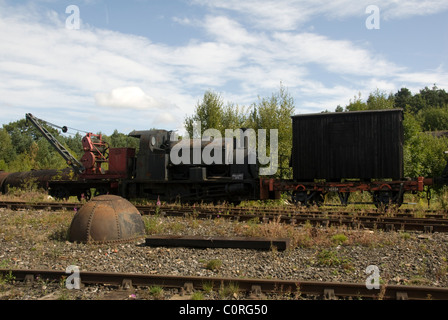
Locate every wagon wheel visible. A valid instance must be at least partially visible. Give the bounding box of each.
[292,191,324,207]
[373,191,403,210]
[310,192,325,207]
[291,190,308,206]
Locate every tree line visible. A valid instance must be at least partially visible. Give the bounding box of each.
[1,84,448,179]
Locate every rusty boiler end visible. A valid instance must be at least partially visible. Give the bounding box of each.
[69,195,145,244]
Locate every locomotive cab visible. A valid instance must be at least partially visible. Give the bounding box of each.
[129,130,171,181]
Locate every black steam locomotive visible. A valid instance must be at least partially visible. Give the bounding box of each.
[120,129,260,204]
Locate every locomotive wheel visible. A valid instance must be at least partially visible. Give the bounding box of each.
[94,187,109,197]
[77,189,92,202]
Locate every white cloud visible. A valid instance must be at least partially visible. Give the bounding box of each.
[95,87,159,110]
[155,112,178,126]
[191,0,310,30]
[272,32,404,77]
[203,15,261,45]
[192,0,448,30]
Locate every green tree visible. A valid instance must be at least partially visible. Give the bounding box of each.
[64,133,84,159]
[184,90,251,138]
[418,85,448,109]
[366,89,395,110]
[404,132,448,178]
[248,85,295,178]
[0,128,15,170]
[35,138,68,170]
[403,111,422,143]
[344,92,367,111]
[221,103,249,130]
[403,110,448,178]
[409,85,448,114]
[394,87,413,111]
[185,91,226,137]
[420,107,448,131]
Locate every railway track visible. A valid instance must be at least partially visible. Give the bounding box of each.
[2,200,448,233]
[1,268,447,300]
[0,199,445,216]
[1,200,448,233]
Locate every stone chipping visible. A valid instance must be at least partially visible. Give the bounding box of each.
[1,207,448,300]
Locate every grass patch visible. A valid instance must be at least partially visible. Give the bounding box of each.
[315,249,353,270]
[205,259,223,272]
[219,282,239,299]
[144,216,166,235]
[191,291,205,300]
[331,234,348,245]
[148,286,165,300]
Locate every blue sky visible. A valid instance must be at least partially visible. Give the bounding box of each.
[0,0,447,135]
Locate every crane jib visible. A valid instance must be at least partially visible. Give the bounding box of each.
[25,113,85,174]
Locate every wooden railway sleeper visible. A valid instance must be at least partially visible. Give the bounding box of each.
[396,292,409,300]
[183,282,194,294]
[24,274,34,285]
[324,288,336,300]
[250,285,262,298]
[424,225,434,233]
[121,279,133,290]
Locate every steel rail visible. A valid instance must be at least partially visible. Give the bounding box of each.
[1,201,448,233]
[1,200,445,216]
[1,268,447,300]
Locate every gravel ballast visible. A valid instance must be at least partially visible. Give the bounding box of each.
[1,207,448,300]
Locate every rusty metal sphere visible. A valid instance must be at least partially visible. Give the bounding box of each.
[69,195,145,244]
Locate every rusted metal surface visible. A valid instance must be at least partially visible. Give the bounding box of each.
[2,168,74,191]
[3,268,448,300]
[68,195,145,244]
[145,235,290,251]
[260,177,434,207]
[81,133,109,175]
[261,178,433,196]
